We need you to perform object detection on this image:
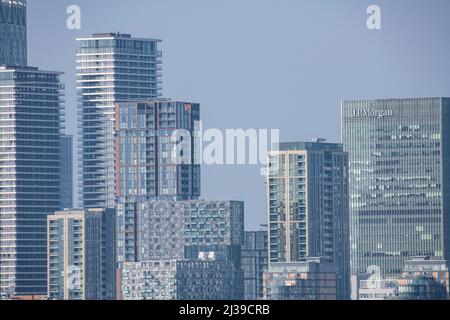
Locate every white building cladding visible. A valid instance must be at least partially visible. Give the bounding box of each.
[0,0,27,67]
[342,98,450,278]
[0,66,64,297]
[76,33,162,209]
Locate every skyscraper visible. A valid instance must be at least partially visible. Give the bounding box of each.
[76,33,162,208]
[47,209,116,300]
[60,135,73,209]
[0,0,27,67]
[267,141,350,299]
[0,66,64,297]
[342,98,450,278]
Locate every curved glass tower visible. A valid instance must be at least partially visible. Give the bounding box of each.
[0,0,27,66]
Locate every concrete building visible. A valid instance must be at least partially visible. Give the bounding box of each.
[267,141,350,299]
[47,209,116,300]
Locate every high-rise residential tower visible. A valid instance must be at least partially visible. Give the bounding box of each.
[0,0,27,66]
[0,66,64,297]
[267,141,350,299]
[115,100,201,202]
[342,98,450,278]
[76,33,162,208]
[47,209,116,300]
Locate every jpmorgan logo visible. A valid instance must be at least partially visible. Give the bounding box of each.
[352,108,393,118]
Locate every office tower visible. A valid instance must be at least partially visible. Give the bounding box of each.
[267,141,350,299]
[116,100,201,201]
[242,230,268,300]
[121,254,241,301]
[263,258,337,300]
[0,0,27,66]
[77,33,162,208]
[47,209,116,300]
[0,66,63,298]
[342,98,450,278]
[60,135,73,209]
[116,200,244,263]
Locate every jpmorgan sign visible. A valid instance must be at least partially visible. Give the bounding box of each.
[352,108,393,118]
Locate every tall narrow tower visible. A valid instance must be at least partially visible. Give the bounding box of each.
[0,66,64,297]
[76,33,162,209]
[267,141,350,299]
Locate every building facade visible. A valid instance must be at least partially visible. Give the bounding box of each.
[0,0,27,67]
[342,98,450,278]
[242,230,268,300]
[0,66,63,297]
[115,100,201,201]
[60,135,73,209]
[263,259,337,300]
[116,200,244,263]
[77,33,162,208]
[267,141,350,299]
[121,248,242,300]
[47,209,116,300]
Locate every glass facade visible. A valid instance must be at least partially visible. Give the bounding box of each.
[60,135,73,209]
[267,141,350,299]
[342,98,450,278]
[116,100,201,201]
[242,230,268,300]
[0,66,63,297]
[0,0,27,67]
[77,33,162,208]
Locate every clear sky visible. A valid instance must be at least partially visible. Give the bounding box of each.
[27,0,450,229]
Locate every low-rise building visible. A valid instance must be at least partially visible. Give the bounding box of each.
[263,258,337,300]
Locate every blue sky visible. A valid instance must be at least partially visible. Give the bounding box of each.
[27,0,450,229]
